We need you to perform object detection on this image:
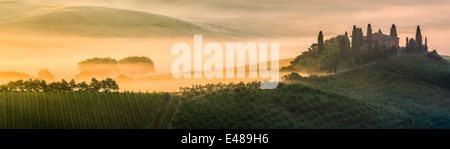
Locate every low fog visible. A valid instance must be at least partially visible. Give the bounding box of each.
[1,0,449,91]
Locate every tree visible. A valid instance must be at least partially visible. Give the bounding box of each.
[355,27,364,64]
[290,43,318,65]
[351,26,360,64]
[0,85,8,92]
[89,78,102,92]
[101,78,119,92]
[0,78,120,92]
[378,29,382,34]
[390,24,397,37]
[38,80,49,92]
[59,79,71,91]
[319,47,339,73]
[424,37,428,52]
[118,56,156,77]
[344,32,350,60]
[69,79,78,91]
[298,57,321,73]
[408,38,416,53]
[75,57,119,81]
[318,31,324,55]
[366,24,373,60]
[7,80,24,91]
[358,28,364,46]
[77,81,89,91]
[416,25,423,52]
[48,82,59,92]
[282,72,302,80]
[23,79,34,91]
[338,34,350,60]
[324,36,339,48]
[406,37,409,48]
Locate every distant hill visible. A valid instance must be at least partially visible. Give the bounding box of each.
[0,0,261,37]
[0,71,33,84]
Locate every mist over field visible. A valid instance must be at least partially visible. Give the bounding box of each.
[0,0,449,131]
[0,0,449,91]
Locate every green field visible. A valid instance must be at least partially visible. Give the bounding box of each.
[1,53,448,129]
[171,53,450,129]
[172,82,380,129]
[0,91,170,129]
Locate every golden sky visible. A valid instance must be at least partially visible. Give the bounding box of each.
[34,0,450,54]
[1,0,449,83]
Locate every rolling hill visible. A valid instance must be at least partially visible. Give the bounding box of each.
[170,52,450,129]
[0,0,260,37]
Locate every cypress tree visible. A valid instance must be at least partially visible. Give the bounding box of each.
[344,32,350,60]
[367,24,373,60]
[358,28,364,46]
[338,32,351,61]
[390,24,397,37]
[318,31,324,55]
[406,37,409,47]
[351,26,356,51]
[405,37,409,52]
[416,25,423,52]
[358,28,364,63]
[339,35,346,60]
[408,38,416,53]
[351,26,359,64]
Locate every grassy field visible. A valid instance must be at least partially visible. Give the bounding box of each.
[172,82,378,129]
[170,53,450,129]
[291,53,450,128]
[0,91,170,129]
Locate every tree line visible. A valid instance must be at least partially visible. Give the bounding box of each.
[283,23,428,73]
[0,78,119,92]
[75,56,155,80]
[405,25,428,53]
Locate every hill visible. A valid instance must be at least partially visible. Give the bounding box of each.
[169,53,450,129]
[0,0,259,37]
[0,53,447,129]
[0,71,33,84]
[295,53,450,128]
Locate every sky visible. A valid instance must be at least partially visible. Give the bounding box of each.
[1,0,450,81]
[32,0,450,54]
